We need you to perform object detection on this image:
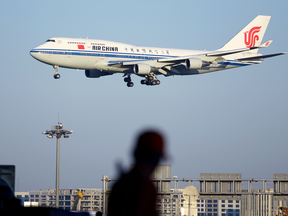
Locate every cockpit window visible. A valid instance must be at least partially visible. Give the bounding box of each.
[46,39,56,42]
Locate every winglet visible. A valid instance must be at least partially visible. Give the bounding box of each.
[259,40,273,48]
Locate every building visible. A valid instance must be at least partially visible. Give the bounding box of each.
[15,171,288,216]
[15,188,103,211]
[156,189,185,215]
[14,192,29,206]
[16,187,242,216]
[196,199,240,216]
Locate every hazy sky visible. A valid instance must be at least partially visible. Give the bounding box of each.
[0,1,287,192]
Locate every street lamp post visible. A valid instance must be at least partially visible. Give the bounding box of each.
[42,122,73,208]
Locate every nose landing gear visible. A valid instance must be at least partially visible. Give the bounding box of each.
[53,65,60,79]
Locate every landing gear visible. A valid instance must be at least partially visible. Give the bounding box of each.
[54,74,60,79]
[140,73,161,86]
[124,75,134,87]
[123,73,161,87]
[53,65,60,79]
[127,82,134,87]
[140,79,147,85]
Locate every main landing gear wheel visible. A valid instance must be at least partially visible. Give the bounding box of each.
[124,75,134,87]
[127,82,134,87]
[140,73,161,86]
[141,80,147,85]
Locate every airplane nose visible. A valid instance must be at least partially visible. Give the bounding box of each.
[30,49,38,59]
[30,49,34,57]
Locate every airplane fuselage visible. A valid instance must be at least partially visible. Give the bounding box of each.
[30,37,250,75]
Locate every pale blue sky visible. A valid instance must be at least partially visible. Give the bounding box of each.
[0,0,287,192]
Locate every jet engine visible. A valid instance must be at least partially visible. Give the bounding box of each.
[85,70,112,78]
[133,64,157,75]
[185,58,210,69]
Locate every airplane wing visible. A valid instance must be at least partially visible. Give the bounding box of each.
[108,60,150,67]
[157,40,273,63]
[106,40,278,76]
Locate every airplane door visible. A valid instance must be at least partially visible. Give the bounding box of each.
[67,50,72,58]
[100,46,105,60]
[85,40,91,50]
[85,40,92,67]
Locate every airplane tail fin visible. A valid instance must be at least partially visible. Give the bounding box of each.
[219,15,271,52]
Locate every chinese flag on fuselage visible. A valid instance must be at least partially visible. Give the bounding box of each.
[78,45,85,49]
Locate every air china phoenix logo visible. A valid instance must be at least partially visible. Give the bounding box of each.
[244,26,262,48]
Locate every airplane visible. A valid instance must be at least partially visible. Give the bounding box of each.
[30,15,286,87]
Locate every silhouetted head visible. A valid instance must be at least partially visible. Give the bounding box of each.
[133,131,165,167]
[96,211,103,216]
[0,177,21,209]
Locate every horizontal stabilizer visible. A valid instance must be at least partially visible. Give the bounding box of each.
[259,40,273,48]
[236,52,287,61]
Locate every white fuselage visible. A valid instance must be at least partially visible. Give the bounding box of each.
[30,37,255,76]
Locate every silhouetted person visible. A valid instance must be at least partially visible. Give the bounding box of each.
[96,211,103,216]
[108,131,165,216]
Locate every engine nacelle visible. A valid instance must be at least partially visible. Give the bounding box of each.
[133,64,156,75]
[85,70,112,78]
[185,58,209,69]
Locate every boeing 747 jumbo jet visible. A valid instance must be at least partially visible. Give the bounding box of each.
[30,15,286,87]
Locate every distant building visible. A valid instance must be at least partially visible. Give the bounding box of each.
[155,189,185,215]
[16,170,286,216]
[15,192,29,206]
[196,199,240,216]
[15,188,242,216]
[15,188,103,211]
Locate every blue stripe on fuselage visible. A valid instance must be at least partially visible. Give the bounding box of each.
[30,49,261,66]
[30,48,175,60]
